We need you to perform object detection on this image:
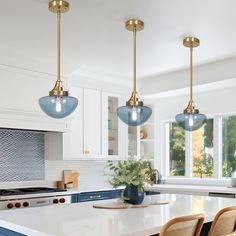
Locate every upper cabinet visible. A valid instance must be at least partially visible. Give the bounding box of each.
[63,87,127,160]
[63,88,101,159]
[63,87,83,159]
[83,89,101,157]
[101,93,127,158]
[128,103,155,161]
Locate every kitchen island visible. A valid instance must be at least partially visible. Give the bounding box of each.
[0,194,236,236]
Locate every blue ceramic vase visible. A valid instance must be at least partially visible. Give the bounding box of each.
[123,185,144,205]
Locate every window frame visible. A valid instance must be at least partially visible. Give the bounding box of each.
[162,114,235,183]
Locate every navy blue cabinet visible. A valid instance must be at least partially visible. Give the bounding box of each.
[71,189,159,203]
[71,189,123,203]
[0,227,25,236]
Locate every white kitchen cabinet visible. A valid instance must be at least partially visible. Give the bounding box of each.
[128,103,155,162]
[63,87,101,159]
[101,93,128,158]
[63,87,83,159]
[83,89,101,157]
[63,88,128,160]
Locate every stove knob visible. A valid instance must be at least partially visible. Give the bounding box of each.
[7,203,14,209]
[23,202,29,207]
[15,203,21,208]
[53,199,59,204]
[59,198,65,203]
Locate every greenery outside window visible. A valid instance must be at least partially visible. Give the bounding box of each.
[166,119,214,178]
[222,116,236,177]
[192,119,214,178]
[169,122,185,176]
[165,115,236,180]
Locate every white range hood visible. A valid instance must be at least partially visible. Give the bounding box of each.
[0,107,69,132]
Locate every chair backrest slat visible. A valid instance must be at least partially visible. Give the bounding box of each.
[159,214,205,236]
[208,206,236,236]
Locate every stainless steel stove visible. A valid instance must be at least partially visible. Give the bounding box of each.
[0,187,71,210]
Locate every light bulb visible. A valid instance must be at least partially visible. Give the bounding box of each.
[56,96,62,112]
[131,107,138,121]
[188,114,193,127]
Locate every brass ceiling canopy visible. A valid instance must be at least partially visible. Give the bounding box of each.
[48,0,69,13]
[183,37,200,48]
[125,20,144,32]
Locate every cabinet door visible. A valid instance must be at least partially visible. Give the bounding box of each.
[102,93,128,158]
[84,89,101,157]
[63,87,83,159]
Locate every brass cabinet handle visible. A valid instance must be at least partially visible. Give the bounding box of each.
[89,195,101,199]
[84,149,91,155]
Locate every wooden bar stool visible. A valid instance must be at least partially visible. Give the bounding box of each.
[159,214,205,236]
[208,206,236,236]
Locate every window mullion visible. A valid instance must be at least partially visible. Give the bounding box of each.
[164,123,170,177]
[185,131,192,178]
[214,116,222,179]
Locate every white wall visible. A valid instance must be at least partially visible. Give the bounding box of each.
[140,56,236,96]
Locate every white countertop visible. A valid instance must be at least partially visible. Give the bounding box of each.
[1,194,236,236]
[145,184,236,194]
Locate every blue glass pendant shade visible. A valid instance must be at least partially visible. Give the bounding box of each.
[175,112,206,131]
[117,105,152,126]
[39,95,78,119]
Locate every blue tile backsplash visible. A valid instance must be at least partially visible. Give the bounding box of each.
[0,129,45,181]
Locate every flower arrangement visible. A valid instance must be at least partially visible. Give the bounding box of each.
[107,159,154,193]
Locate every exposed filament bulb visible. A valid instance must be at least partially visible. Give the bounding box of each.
[131,107,138,121]
[56,96,62,112]
[189,114,193,127]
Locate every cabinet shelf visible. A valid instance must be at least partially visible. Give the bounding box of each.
[140,139,154,142]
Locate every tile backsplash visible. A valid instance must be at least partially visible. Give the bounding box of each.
[45,160,112,192]
[0,129,45,182]
[0,128,113,191]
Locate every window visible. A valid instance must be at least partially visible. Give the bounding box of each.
[165,115,236,180]
[166,118,214,178]
[222,116,236,177]
[192,119,214,178]
[169,122,185,176]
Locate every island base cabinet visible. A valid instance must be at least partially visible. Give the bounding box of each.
[0,227,26,236]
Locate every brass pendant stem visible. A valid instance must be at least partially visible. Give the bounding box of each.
[190,46,193,103]
[133,28,137,100]
[183,37,200,114]
[57,10,61,82]
[125,19,144,107]
[48,0,69,97]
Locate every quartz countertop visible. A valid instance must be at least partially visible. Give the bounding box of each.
[1,194,236,236]
[145,184,236,195]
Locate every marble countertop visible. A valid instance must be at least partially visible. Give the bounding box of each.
[1,194,236,236]
[145,184,236,194]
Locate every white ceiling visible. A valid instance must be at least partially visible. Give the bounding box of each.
[0,0,236,83]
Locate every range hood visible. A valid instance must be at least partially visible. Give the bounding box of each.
[0,107,69,132]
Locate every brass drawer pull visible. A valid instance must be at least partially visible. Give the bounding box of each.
[89,195,101,199]
[84,149,91,155]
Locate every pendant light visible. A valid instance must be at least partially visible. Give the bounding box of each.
[39,1,78,119]
[117,20,152,126]
[175,37,206,131]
